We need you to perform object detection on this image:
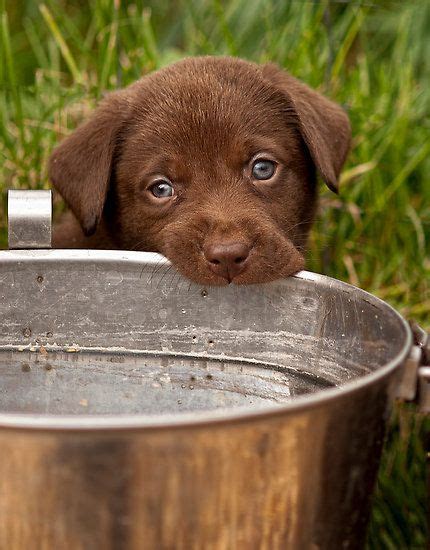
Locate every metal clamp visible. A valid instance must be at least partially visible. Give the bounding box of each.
[7,190,52,249]
[397,322,430,413]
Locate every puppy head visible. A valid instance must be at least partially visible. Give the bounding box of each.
[49,57,351,285]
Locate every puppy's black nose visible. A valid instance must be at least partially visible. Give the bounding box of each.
[204,241,251,281]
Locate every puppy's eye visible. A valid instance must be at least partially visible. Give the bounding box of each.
[149,179,174,198]
[252,159,276,180]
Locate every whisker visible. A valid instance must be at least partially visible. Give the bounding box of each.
[157,264,174,290]
[168,267,181,290]
[147,256,168,285]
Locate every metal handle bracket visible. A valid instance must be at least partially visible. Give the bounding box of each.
[7,190,52,249]
[397,322,430,413]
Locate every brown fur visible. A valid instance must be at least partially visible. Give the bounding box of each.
[50,56,351,285]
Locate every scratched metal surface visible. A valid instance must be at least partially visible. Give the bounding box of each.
[0,249,409,420]
[0,249,413,550]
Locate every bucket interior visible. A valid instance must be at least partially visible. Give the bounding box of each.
[0,250,410,417]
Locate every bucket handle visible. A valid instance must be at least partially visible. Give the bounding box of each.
[397,322,430,413]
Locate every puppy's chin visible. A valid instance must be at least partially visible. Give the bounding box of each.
[159,239,306,287]
[232,251,305,285]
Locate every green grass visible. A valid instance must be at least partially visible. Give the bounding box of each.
[1,0,429,547]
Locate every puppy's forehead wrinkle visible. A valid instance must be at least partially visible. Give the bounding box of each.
[132,113,299,171]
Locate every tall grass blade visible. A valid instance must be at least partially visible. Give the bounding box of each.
[39,3,82,85]
[0,8,24,143]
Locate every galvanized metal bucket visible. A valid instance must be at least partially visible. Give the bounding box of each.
[0,190,428,549]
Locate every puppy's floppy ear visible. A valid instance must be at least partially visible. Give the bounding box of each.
[262,63,351,192]
[49,91,128,236]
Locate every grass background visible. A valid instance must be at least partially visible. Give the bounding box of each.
[1,0,429,546]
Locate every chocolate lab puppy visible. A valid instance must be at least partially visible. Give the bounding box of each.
[50,56,350,285]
